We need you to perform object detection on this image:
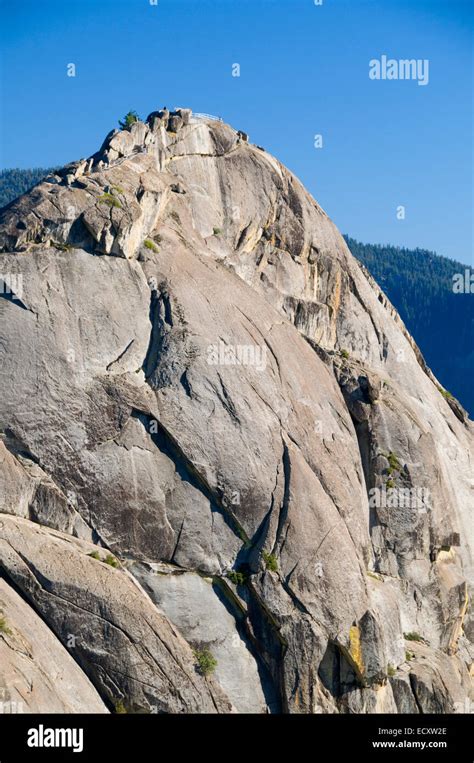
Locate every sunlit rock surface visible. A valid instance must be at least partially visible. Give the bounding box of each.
[0,109,471,713]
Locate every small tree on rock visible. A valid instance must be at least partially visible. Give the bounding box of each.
[119,110,139,130]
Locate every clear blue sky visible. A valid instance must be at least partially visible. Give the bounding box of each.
[0,0,472,263]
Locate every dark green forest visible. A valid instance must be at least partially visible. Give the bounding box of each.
[0,169,471,416]
[0,168,58,208]
[345,236,473,416]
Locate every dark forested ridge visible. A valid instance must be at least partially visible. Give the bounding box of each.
[0,168,57,208]
[0,170,471,416]
[345,236,473,416]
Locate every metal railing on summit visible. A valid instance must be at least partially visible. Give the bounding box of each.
[191,113,224,122]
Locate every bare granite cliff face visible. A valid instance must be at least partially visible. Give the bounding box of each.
[0,108,472,714]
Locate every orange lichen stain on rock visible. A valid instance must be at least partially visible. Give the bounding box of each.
[450,587,469,655]
[348,624,365,678]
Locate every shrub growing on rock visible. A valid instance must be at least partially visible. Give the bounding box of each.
[104,554,119,568]
[262,551,278,572]
[404,631,423,642]
[227,570,246,586]
[194,648,217,677]
[144,238,159,253]
[0,615,11,635]
[99,192,121,209]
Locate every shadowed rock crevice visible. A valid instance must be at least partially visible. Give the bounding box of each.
[211,577,282,713]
